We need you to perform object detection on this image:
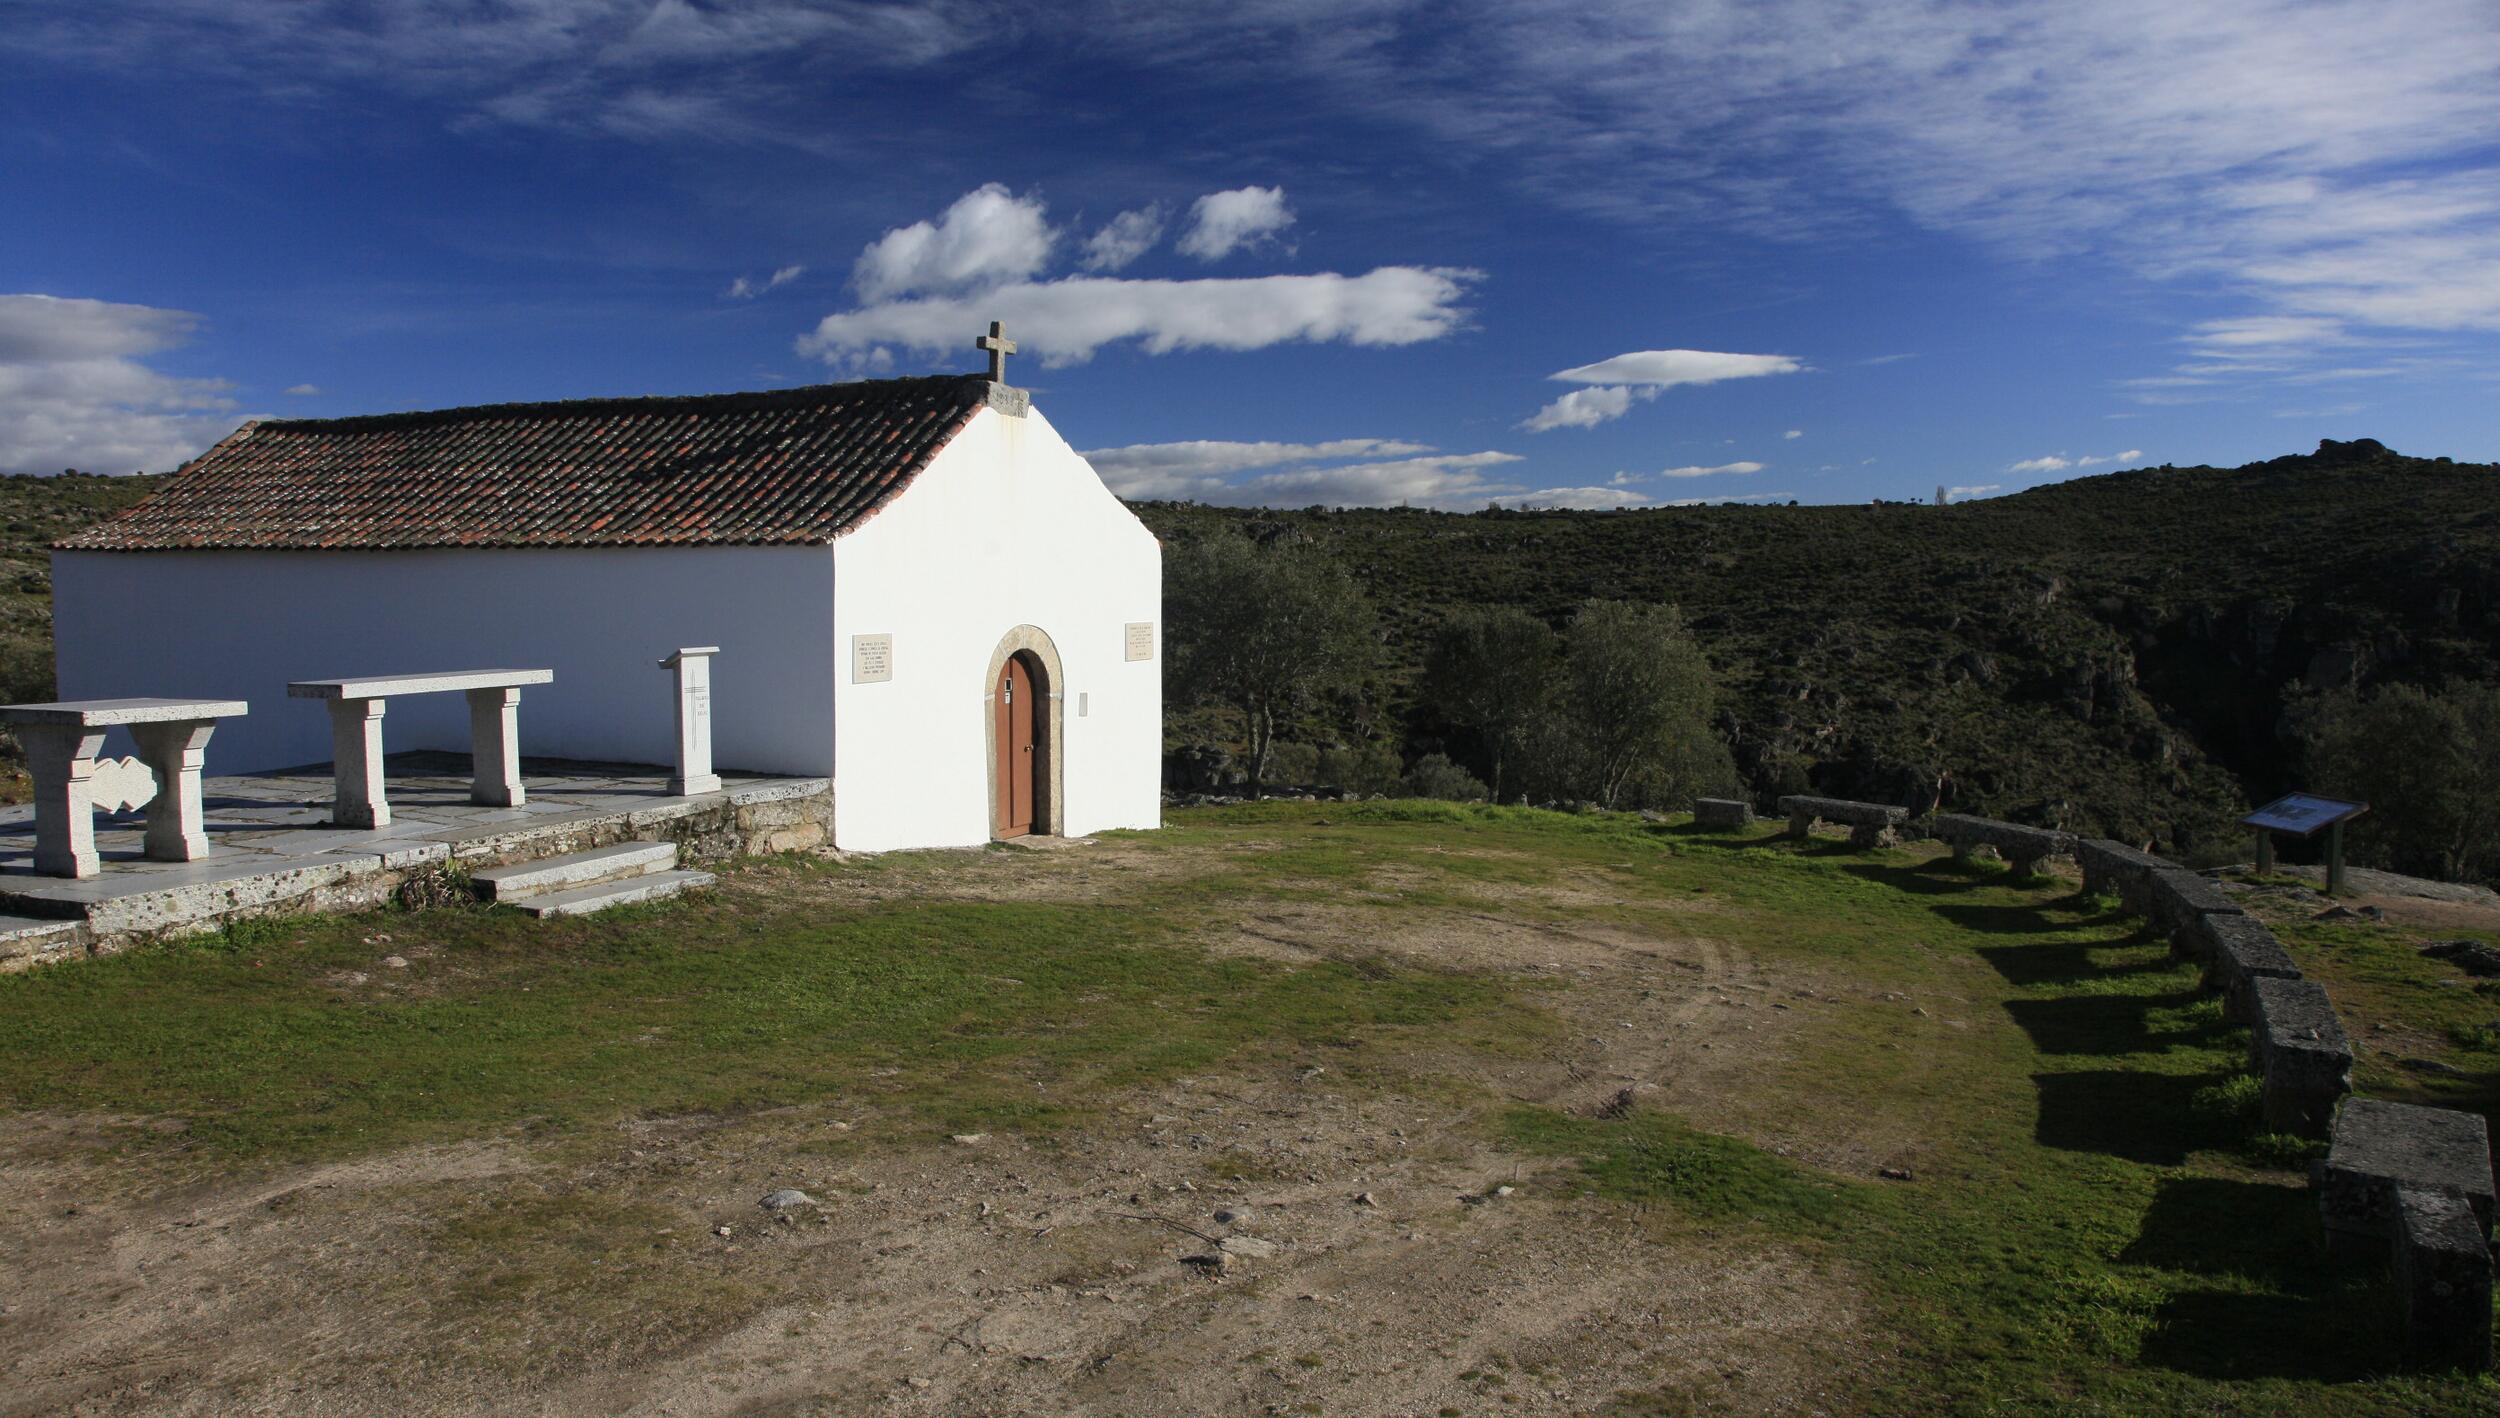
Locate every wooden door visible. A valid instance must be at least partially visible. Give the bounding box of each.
[995,656,1035,837]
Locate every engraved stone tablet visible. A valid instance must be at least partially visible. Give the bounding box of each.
[1124,622,1155,662]
[851,633,894,684]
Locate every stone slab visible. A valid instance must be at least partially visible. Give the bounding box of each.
[1694,798,1752,829]
[1778,794,1908,827]
[286,669,553,700]
[2394,1185,2495,1372]
[0,698,250,727]
[508,869,715,918]
[2251,976,2351,1137]
[2199,913,2302,1020]
[2317,1099,2497,1246]
[1932,813,2077,870]
[2076,839,2169,908]
[472,841,677,899]
[2147,868,2244,939]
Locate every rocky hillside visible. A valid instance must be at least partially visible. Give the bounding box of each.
[1136,440,2500,861]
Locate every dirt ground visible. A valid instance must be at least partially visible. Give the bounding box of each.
[0,837,1888,1416]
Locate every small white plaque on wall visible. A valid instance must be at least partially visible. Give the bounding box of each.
[1124,621,1155,662]
[851,633,895,684]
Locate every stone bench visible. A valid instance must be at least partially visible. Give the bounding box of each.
[2248,976,2352,1137]
[2316,1099,2497,1256]
[2146,867,2245,947]
[1693,797,1752,830]
[2198,914,2302,1022]
[288,669,554,829]
[2394,1185,2495,1372]
[2076,839,2168,910]
[1930,813,2078,877]
[1777,795,1909,849]
[0,698,250,878]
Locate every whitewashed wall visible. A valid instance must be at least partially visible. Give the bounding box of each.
[52,545,838,777]
[830,403,1163,850]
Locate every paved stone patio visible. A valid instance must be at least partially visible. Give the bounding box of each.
[0,752,827,947]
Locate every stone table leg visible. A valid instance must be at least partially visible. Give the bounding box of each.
[466,686,525,807]
[327,697,391,829]
[130,717,219,862]
[1786,811,1813,840]
[19,724,108,878]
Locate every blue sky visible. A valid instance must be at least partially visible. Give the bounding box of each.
[4,0,2497,508]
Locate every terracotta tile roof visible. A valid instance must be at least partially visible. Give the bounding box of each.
[59,375,996,552]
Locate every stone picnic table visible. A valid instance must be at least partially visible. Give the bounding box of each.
[288,669,553,829]
[0,697,250,878]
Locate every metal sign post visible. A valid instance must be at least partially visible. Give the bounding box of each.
[2241,793,2369,895]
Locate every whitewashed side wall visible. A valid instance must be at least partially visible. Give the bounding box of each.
[51,546,838,777]
[830,403,1163,850]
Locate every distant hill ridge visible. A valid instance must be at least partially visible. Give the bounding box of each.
[1134,439,2500,859]
[6,442,2495,861]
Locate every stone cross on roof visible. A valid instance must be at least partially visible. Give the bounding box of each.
[977,320,1017,383]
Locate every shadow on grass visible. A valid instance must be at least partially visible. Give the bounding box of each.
[1977,938,2174,988]
[2120,1175,2323,1283]
[2033,1069,2229,1165]
[2137,1286,2394,1382]
[2004,991,2227,1056]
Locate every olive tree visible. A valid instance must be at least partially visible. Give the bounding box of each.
[2302,680,2500,885]
[1562,600,1724,810]
[1165,533,1377,798]
[1420,605,1561,801]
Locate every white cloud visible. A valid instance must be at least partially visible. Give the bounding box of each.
[1081,205,1166,272]
[2076,448,2144,466]
[283,383,320,396]
[1665,491,1795,506]
[801,266,1478,369]
[2007,455,2073,473]
[1783,428,1803,439]
[851,185,1055,301]
[1177,186,1294,262]
[725,264,806,300]
[1520,384,1654,432]
[1946,484,2001,501]
[1551,349,1804,388]
[0,294,246,476]
[1489,486,1655,510]
[1659,460,1766,478]
[1081,437,1432,497]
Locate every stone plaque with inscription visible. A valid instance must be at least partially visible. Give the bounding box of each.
[1124,621,1155,662]
[851,633,894,684]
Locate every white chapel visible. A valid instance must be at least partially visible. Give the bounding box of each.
[50,345,1163,852]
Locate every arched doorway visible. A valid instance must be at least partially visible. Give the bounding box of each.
[994,653,1038,837]
[982,627,1064,839]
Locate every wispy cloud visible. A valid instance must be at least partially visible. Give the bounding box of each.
[0,294,248,476]
[2076,448,2144,466]
[1783,428,1803,439]
[2007,455,2072,474]
[1658,460,1766,478]
[1082,437,1431,495]
[1524,348,1804,432]
[725,264,807,300]
[1081,205,1166,272]
[283,383,320,396]
[1945,484,2000,501]
[1520,384,1652,432]
[1177,186,1294,262]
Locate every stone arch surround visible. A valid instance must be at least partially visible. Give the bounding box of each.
[981,625,1066,839]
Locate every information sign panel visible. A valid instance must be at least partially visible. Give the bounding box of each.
[2242,793,2368,838]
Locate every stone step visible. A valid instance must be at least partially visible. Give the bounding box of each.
[0,913,91,970]
[505,869,715,919]
[470,841,678,900]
